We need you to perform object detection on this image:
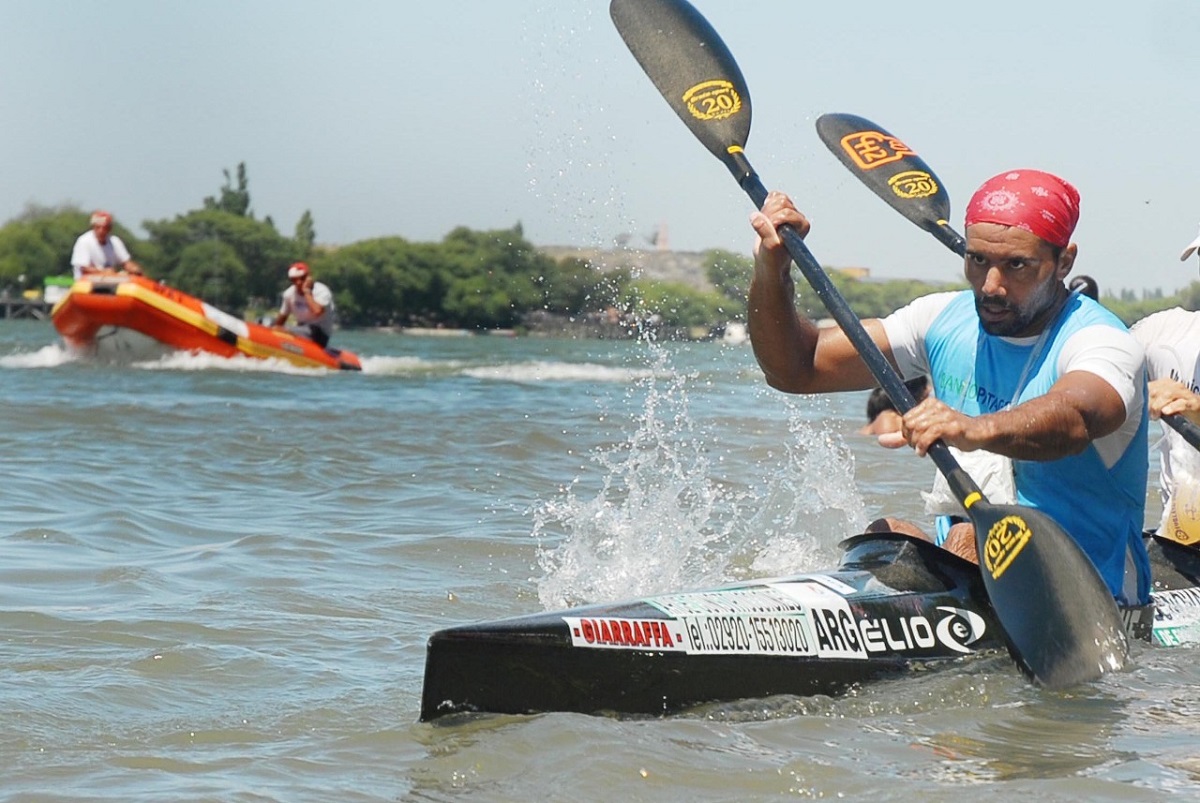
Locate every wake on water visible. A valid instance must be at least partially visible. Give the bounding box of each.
[0,339,665,382]
[4,334,869,611]
[0,343,341,375]
[531,343,868,610]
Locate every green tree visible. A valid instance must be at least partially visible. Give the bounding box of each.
[0,224,56,289]
[434,224,553,327]
[704,248,752,305]
[442,274,527,328]
[1178,281,1200,311]
[144,208,300,307]
[536,257,612,316]
[315,236,442,326]
[294,210,316,255]
[168,240,249,310]
[203,163,252,217]
[629,279,726,327]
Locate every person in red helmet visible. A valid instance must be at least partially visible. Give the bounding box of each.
[747,169,1150,606]
[272,262,335,347]
[70,210,143,280]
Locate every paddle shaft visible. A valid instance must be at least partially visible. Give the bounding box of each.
[727,154,980,501]
[930,221,966,256]
[1162,412,1200,450]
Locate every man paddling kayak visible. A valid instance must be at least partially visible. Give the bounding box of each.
[748,170,1151,606]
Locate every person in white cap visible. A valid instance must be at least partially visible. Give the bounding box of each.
[69,210,143,280]
[272,261,336,347]
[1129,224,1200,544]
[1181,223,1200,263]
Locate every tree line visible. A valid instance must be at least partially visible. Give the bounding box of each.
[0,164,1194,330]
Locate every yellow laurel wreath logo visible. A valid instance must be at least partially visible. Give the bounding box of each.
[888,170,939,200]
[682,80,742,121]
[984,515,1031,580]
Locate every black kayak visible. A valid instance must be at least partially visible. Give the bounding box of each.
[420,533,1200,721]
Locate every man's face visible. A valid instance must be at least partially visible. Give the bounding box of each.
[964,222,1074,337]
[92,221,112,244]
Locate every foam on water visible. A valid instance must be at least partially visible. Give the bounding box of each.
[130,350,331,375]
[359,354,455,375]
[532,344,867,609]
[462,360,653,384]
[0,340,339,375]
[0,343,79,368]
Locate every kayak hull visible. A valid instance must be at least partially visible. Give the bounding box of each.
[421,533,1200,721]
[422,534,998,720]
[51,275,361,371]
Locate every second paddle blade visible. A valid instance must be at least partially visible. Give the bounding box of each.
[610,0,752,167]
[815,112,951,233]
[970,500,1129,689]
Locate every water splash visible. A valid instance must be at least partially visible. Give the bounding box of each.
[745,407,870,578]
[0,344,78,369]
[532,346,867,609]
[462,360,653,384]
[131,350,330,375]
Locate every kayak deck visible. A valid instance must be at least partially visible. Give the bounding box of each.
[421,533,1200,722]
[421,534,999,720]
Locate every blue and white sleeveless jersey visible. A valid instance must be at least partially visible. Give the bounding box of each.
[882,290,1150,604]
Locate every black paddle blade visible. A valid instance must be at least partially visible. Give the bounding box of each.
[815,113,965,255]
[610,0,751,174]
[970,500,1129,688]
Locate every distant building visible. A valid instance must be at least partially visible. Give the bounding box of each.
[537,245,872,292]
[837,267,871,280]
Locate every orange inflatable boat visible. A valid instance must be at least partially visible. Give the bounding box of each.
[51,274,362,371]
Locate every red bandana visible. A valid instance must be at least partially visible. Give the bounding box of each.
[964,169,1080,248]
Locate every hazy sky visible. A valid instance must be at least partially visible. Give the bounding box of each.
[3,0,1199,293]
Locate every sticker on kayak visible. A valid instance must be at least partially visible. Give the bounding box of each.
[1152,587,1200,647]
[564,616,688,652]
[563,611,816,656]
[566,582,990,657]
[564,605,988,657]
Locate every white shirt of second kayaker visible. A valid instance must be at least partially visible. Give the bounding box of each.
[1131,306,1200,539]
[279,279,335,335]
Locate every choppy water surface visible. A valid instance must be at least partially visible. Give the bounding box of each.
[1,320,1198,801]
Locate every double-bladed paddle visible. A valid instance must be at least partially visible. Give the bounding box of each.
[610,0,1128,688]
[815,111,1200,453]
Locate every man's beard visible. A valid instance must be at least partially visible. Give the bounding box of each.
[975,275,1063,337]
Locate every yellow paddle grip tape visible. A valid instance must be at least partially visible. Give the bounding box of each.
[727,145,743,154]
[937,219,949,226]
[962,492,982,509]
